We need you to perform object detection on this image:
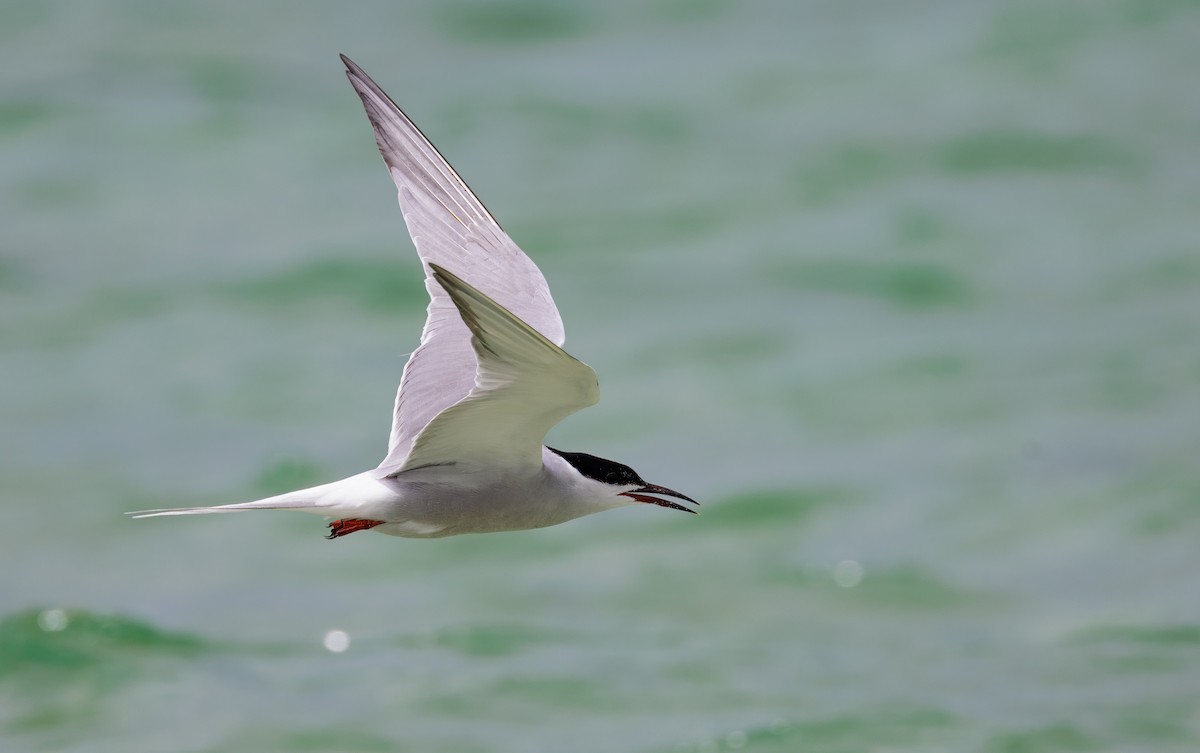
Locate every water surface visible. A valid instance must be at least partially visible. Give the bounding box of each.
[3,1,1199,751]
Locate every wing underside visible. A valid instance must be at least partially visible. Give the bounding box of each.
[399,265,598,473]
[341,55,567,475]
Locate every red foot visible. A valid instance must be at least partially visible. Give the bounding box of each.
[326,518,385,539]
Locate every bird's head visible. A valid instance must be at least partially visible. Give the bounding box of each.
[547,447,698,514]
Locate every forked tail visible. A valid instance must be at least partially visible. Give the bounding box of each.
[127,487,331,519]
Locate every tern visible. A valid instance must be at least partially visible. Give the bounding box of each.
[129,55,697,539]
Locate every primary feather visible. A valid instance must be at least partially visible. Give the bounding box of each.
[397,265,598,473]
[341,55,566,476]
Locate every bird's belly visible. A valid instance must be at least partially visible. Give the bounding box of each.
[368,482,583,538]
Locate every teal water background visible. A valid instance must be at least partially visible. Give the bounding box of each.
[4,1,1200,751]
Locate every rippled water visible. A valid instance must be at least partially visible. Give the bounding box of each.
[4,1,1200,751]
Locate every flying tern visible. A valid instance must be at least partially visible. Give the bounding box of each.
[129,55,697,538]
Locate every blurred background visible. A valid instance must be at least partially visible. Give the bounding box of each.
[3,1,1199,751]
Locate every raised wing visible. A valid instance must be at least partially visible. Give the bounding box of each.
[341,55,566,476]
[399,265,598,472]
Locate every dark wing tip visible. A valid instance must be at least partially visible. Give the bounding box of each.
[428,262,454,287]
[429,264,476,302]
[340,54,379,96]
[427,264,482,330]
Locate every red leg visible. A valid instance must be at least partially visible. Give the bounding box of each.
[326,518,385,539]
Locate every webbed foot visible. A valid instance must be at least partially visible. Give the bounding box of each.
[326,518,385,539]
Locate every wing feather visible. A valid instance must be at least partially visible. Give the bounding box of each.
[396,265,598,473]
[340,55,566,475]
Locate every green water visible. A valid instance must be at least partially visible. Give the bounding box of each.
[4,1,1200,751]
